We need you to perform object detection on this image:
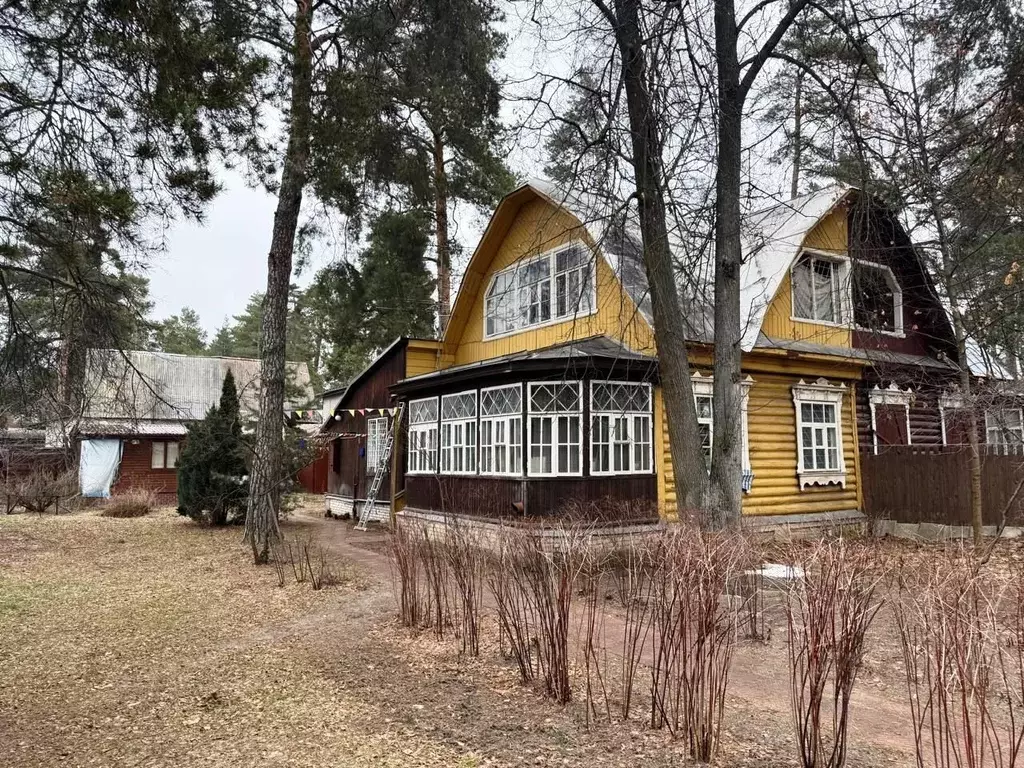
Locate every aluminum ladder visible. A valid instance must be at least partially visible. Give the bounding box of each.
[355,401,404,531]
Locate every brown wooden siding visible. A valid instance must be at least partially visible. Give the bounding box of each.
[861,446,1024,525]
[323,344,408,500]
[112,438,179,502]
[406,474,658,523]
[848,204,957,360]
[856,366,960,450]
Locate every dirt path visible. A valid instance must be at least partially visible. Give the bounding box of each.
[298,509,917,765]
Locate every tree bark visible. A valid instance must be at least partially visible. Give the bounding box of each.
[791,71,803,198]
[245,0,314,564]
[708,0,745,526]
[611,0,711,517]
[433,130,451,332]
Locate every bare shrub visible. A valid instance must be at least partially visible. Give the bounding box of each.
[271,534,341,590]
[613,542,655,721]
[786,540,881,768]
[444,522,486,656]
[16,469,77,514]
[488,528,535,683]
[578,546,611,727]
[101,488,158,518]
[389,524,429,629]
[893,549,1023,768]
[648,527,741,762]
[419,527,451,639]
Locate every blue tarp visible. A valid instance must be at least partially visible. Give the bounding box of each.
[79,439,123,498]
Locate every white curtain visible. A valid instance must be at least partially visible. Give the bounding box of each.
[79,439,123,497]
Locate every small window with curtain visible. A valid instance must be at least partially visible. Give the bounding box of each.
[792,253,843,324]
[791,379,848,488]
[853,262,902,334]
[527,382,582,476]
[479,384,522,476]
[590,382,653,475]
[151,440,179,469]
[365,417,387,471]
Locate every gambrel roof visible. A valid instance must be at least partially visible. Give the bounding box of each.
[447,180,855,353]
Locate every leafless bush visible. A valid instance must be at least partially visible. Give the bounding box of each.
[419,527,452,639]
[389,524,428,628]
[488,529,536,683]
[893,550,1022,768]
[100,488,158,518]
[12,469,77,514]
[648,527,741,762]
[578,547,612,727]
[786,540,881,768]
[611,543,655,721]
[444,522,486,656]
[271,534,340,590]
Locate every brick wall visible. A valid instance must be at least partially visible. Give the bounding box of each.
[111,438,181,504]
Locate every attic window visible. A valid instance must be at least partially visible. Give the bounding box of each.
[853,261,902,334]
[792,253,843,324]
[484,243,595,338]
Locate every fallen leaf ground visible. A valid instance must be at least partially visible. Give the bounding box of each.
[3,505,1013,767]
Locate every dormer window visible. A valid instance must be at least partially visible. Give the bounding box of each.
[853,262,902,335]
[792,253,843,324]
[484,242,595,338]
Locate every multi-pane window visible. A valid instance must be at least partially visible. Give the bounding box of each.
[484,243,595,338]
[695,395,714,468]
[528,382,582,476]
[986,408,1023,448]
[793,254,842,324]
[479,384,523,476]
[151,440,179,469]
[440,391,477,474]
[366,417,388,471]
[853,262,901,334]
[797,402,841,471]
[591,382,653,475]
[408,397,438,474]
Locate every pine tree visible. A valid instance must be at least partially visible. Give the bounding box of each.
[152,307,208,355]
[177,371,249,525]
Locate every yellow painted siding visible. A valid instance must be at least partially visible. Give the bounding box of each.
[757,203,853,348]
[657,367,861,517]
[447,198,655,366]
[405,342,441,378]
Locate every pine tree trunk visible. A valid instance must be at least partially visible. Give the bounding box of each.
[433,130,451,332]
[791,71,803,198]
[708,0,745,527]
[612,0,711,517]
[245,0,314,564]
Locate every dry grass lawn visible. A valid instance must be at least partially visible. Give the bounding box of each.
[5,506,1016,767]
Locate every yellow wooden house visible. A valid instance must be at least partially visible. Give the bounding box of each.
[382,180,961,526]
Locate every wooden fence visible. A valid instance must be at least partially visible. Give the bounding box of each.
[860,446,1024,525]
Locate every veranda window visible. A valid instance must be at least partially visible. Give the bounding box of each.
[365,416,387,471]
[484,243,595,338]
[407,397,438,474]
[793,254,843,324]
[479,384,522,476]
[528,382,582,476]
[986,408,1024,449]
[440,391,477,474]
[590,382,653,475]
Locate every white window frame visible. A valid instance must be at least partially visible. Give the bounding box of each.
[688,372,754,479]
[590,381,654,476]
[440,390,478,475]
[939,393,967,446]
[483,241,597,340]
[407,397,438,475]
[365,416,388,472]
[791,378,847,489]
[527,381,583,477]
[790,250,850,327]
[985,407,1024,450]
[868,384,914,454]
[151,440,179,470]
[479,384,523,477]
[852,260,904,337]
